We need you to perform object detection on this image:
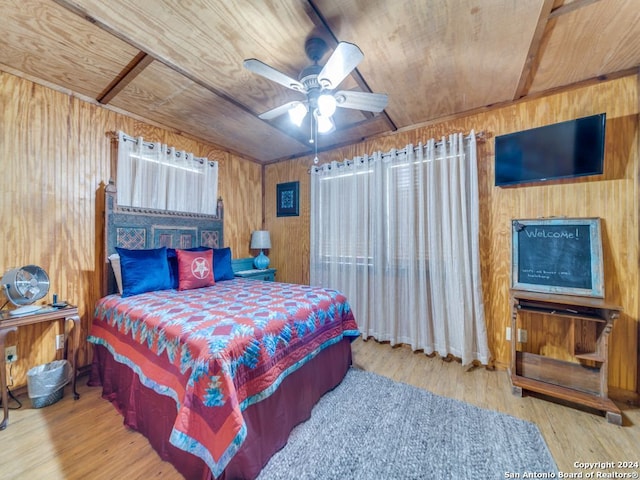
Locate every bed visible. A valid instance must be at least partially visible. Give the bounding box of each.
[88,181,359,479]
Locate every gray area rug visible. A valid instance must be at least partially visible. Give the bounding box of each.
[258,368,558,480]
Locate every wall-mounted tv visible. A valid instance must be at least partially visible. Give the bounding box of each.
[495,113,606,187]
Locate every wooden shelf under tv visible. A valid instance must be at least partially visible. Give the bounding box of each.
[509,290,622,425]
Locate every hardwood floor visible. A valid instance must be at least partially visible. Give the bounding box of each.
[1,338,638,479]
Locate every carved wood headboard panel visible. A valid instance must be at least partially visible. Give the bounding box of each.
[103,180,224,295]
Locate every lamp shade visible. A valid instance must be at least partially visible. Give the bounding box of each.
[250,230,271,249]
[288,102,307,127]
[315,111,335,134]
[317,94,337,117]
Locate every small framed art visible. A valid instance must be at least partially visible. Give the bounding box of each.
[276,181,299,217]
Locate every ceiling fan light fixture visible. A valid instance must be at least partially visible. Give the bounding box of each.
[315,111,335,134]
[288,102,308,127]
[317,94,337,117]
[244,38,386,146]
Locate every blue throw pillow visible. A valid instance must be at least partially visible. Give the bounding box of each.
[116,247,172,297]
[213,247,234,281]
[166,248,179,289]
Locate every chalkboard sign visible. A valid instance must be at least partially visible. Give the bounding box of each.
[511,218,604,297]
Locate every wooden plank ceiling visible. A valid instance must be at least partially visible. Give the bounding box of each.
[1,0,639,163]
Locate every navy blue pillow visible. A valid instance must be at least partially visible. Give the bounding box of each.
[167,248,179,289]
[213,247,234,281]
[167,246,213,288]
[116,247,172,297]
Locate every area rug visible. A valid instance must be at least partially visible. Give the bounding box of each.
[258,368,558,479]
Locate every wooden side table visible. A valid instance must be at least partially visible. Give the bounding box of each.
[0,305,81,430]
[232,257,277,281]
[234,268,277,282]
[509,290,622,424]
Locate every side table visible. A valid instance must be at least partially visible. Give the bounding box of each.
[232,257,277,282]
[0,305,81,430]
[509,290,622,424]
[234,268,277,281]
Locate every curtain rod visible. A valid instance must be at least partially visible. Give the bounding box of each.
[399,130,485,155]
[308,130,485,173]
[116,131,214,165]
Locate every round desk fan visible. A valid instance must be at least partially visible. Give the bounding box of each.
[2,265,50,316]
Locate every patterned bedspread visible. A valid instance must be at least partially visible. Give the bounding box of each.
[88,278,358,477]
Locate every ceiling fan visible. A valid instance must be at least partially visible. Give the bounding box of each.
[244,37,388,136]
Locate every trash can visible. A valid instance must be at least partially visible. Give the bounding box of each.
[27,359,71,408]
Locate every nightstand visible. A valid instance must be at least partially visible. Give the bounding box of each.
[234,268,277,282]
[231,257,277,281]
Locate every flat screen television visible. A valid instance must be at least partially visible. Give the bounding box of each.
[495,113,606,187]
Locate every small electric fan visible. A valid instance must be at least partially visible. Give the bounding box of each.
[2,265,50,315]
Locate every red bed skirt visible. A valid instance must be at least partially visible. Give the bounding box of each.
[89,339,353,479]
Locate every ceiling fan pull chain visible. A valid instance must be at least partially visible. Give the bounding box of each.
[314,114,319,164]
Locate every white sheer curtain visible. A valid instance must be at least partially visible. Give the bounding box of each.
[116,131,218,215]
[310,132,490,366]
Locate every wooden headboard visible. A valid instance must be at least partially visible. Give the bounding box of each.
[103,180,224,295]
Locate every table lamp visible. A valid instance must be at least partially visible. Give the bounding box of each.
[250,230,271,269]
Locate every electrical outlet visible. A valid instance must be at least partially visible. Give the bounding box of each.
[56,334,65,350]
[505,327,511,341]
[5,345,17,363]
[517,328,528,343]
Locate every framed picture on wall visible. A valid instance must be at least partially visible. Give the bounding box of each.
[276,181,299,217]
[511,217,604,298]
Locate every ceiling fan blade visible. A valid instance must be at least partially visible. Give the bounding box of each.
[258,101,304,120]
[243,59,305,93]
[317,42,364,90]
[334,90,388,112]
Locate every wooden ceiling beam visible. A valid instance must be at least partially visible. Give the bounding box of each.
[305,0,398,132]
[50,0,238,108]
[97,52,154,104]
[513,0,556,100]
[53,0,396,154]
[514,0,604,100]
[52,0,311,150]
[549,0,603,19]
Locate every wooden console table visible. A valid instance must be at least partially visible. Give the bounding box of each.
[0,305,81,430]
[509,290,622,425]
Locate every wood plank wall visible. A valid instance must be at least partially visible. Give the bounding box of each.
[0,71,262,388]
[2,69,637,394]
[264,74,639,392]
